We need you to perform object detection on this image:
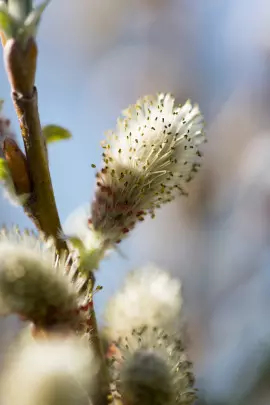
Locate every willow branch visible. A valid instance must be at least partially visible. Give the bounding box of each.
[89,299,111,405]
[12,88,66,251]
[1,36,65,251]
[3,31,110,405]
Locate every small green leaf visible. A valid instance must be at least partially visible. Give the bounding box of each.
[68,236,85,251]
[0,158,8,180]
[23,0,50,37]
[43,125,72,144]
[0,5,15,39]
[8,0,32,22]
[80,248,104,273]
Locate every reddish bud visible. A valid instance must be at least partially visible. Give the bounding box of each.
[3,138,31,195]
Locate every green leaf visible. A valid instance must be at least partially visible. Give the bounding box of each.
[23,0,51,37]
[8,0,32,22]
[0,158,8,181]
[0,4,15,39]
[67,236,85,252]
[43,125,72,144]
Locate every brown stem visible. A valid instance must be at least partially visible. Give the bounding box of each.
[12,88,66,252]
[83,272,110,405]
[12,87,111,405]
[90,302,111,405]
[3,35,110,405]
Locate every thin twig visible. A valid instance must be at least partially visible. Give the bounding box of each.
[3,30,111,405]
[11,60,110,405]
[89,302,111,405]
[12,88,66,252]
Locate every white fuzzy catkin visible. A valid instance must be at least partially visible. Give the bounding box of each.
[90,94,205,245]
[104,264,182,341]
[120,348,173,405]
[111,327,196,405]
[0,228,83,329]
[0,335,97,405]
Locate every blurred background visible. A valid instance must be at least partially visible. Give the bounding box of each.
[1,0,270,404]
